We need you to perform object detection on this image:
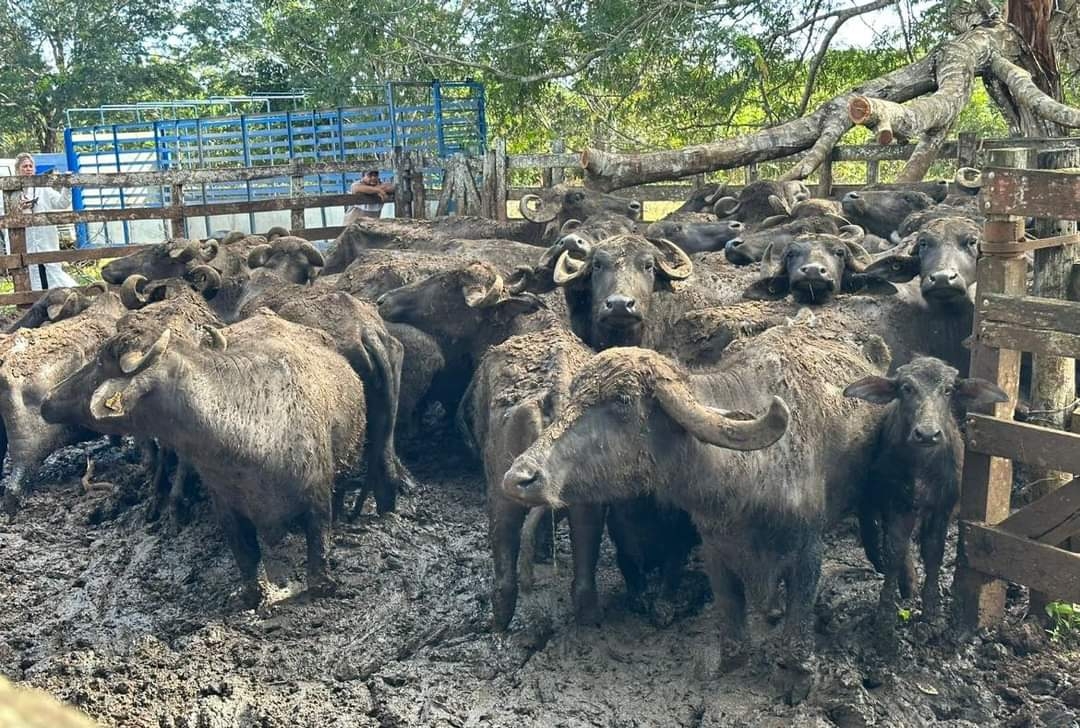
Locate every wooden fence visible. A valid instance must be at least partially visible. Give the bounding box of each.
[955,165,1080,629]
[3,132,1080,307]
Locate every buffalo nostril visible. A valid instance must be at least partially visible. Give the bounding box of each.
[726,238,743,250]
[625,299,636,311]
[604,299,614,310]
[629,201,642,211]
[844,192,860,200]
[947,272,959,281]
[729,221,743,230]
[913,426,942,443]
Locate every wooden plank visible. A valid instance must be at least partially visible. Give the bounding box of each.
[289,175,305,232]
[410,151,427,220]
[982,167,1080,219]
[506,152,581,170]
[494,139,508,223]
[170,184,185,238]
[0,159,402,191]
[0,194,376,229]
[966,414,1080,474]
[294,226,345,241]
[4,190,31,295]
[979,293,1080,335]
[865,159,880,185]
[1000,476,1080,544]
[959,523,1080,605]
[955,250,1027,630]
[22,244,155,266]
[550,139,566,186]
[816,156,834,198]
[957,132,979,169]
[0,290,56,306]
[979,321,1080,359]
[481,149,496,219]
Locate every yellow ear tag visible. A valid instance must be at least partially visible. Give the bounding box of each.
[105,391,124,414]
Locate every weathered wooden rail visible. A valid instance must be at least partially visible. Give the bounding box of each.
[955,165,1080,628]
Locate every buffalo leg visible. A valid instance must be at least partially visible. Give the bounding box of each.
[304,506,337,598]
[220,509,268,609]
[919,511,948,621]
[490,495,529,631]
[775,536,822,706]
[700,540,747,664]
[877,510,917,642]
[568,504,604,626]
[357,329,412,515]
[606,500,649,607]
[858,502,884,574]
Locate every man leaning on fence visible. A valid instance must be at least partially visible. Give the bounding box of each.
[0,152,78,290]
[344,170,395,225]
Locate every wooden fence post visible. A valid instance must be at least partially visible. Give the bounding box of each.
[409,152,427,220]
[482,148,497,219]
[954,148,1029,631]
[1025,147,1080,619]
[866,160,880,185]
[816,153,834,198]
[746,163,759,183]
[2,189,31,295]
[494,138,508,222]
[290,165,305,233]
[170,184,185,238]
[393,146,411,219]
[957,131,980,169]
[550,139,566,186]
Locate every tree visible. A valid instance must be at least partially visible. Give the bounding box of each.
[0,0,197,152]
[578,2,1080,190]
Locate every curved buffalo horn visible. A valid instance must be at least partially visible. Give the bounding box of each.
[188,264,222,295]
[519,193,558,224]
[463,272,506,308]
[560,218,583,235]
[655,376,790,451]
[222,231,247,245]
[247,244,272,269]
[826,213,853,228]
[265,226,290,240]
[838,224,866,243]
[651,238,694,280]
[712,196,741,218]
[300,241,325,268]
[83,281,108,296]
[119,328,172,375]
[168,240,201,262]
[553,251,591,285]
[768,194,791,216]
[120,275,152,310]
[841,237,874,268]
[759,242,781,278]
[758,214,793,230]
[954,167,983,189]
[46,291,77,321]
[203,326,228,352]
[199,238,220,261]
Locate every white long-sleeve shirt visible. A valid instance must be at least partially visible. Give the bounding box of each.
[0,182,77,290]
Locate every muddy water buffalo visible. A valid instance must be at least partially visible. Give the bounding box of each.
[44,312,365,607]
[643,220,744,253]
[518,185,642,228]
[723,215,847,266]
[0,292,125,516]
[100,229,280,286]
[503,325,889,703]
[712,180,810,226]
[841,190,936,240]
[864,217,980,310]
[662,184,729,221]
[845,358,1007,644]
[5,284,110,333]
[743,233,896,304]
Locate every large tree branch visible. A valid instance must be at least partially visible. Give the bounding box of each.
[989,52,1080,127]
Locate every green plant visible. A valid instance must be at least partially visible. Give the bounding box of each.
[1045,601,1080,642]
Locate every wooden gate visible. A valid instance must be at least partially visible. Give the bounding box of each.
[955,166,1080,628]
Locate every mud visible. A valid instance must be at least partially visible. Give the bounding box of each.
[1,430,1078,727]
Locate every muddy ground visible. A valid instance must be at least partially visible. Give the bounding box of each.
[1,427,1078,728]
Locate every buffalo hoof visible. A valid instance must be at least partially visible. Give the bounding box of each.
[232,578,272,612]
[308,575,340,599]
[647,597,677,629]
[573,592,602,627]
[2,491,21,520]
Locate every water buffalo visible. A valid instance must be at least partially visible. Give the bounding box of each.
[723,215,848,266]
[743,233,896,304]
[100,228,281,286]
[4,284,109,333]
[713,180,810,226]
[502,324,889,702]
[841,190,936,240]
[0,291,126,516]
[845,357,1007,644]
[643,220,744,253]
[43,311,365,607]
[518,185,643,228]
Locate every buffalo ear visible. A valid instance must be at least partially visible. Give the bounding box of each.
[743,276,790,301]
[955,377,1009,411]
[842,273,898,296]
[496,293,546,318]
[843,376,898,404]
[864,255,920,283]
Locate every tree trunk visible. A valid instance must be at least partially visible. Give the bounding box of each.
[580,18,1080,191]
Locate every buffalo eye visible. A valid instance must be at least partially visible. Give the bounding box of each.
[918,239,929,251]
[592,258,605,271]
[832,247,847,258]
[643,259,655,272]
[943,384,954,396]
[900,381,915,395]
[965,236,978,247]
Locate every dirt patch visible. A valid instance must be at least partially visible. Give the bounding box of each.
[1,433,1077,727]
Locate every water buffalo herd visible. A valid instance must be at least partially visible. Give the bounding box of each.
[0,172,1013,704]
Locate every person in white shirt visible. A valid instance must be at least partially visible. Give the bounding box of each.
[344,170,395,225]
[1,152,78,290]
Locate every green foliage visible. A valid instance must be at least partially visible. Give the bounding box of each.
[1045,601,1080,643]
